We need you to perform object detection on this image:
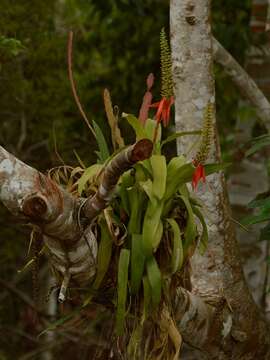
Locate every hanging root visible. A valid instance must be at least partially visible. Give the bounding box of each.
[58,271,71,303]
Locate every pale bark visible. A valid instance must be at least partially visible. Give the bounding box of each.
[0,140,153,301]
[170,0,270,358]
[0,145,98,295]
[213,37,270,132]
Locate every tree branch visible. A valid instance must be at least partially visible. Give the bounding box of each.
[0,140,153,301]
[82,139,153,221]
[213,37,270,132]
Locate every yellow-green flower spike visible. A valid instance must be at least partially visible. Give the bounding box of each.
[160,28,174,99]
[193,102,214,166]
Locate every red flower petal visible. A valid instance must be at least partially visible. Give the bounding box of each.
[192,164,205,190]
[155,98,166,124]
[163,100,171,127]
[150,96,174,126]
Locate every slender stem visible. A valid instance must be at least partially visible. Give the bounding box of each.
[67,31,96,138]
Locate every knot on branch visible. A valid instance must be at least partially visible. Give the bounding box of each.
[186,16,197,25]
[22,195,47,220]
[129,138,153,163]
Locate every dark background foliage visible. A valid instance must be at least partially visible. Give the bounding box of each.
[0,1,253,358]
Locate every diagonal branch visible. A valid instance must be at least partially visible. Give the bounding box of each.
[213,36,270,132]
[82,139,153,221]
[0,140,153,300]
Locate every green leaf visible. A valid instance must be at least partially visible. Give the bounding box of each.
[204,162,231,175]
[142,276,151,323]
[247,197,270,210]
[150,155,167,200]
[119,170,134,215]
[130,234,145,294]
[245,134,270,157]
[142,200,163,257]
[77,164,102,195]
[242,195,270,226]
[93,221,113,289]
[0,36,25,57]
[152,220,164,250]
[241,212,270,226]
[246,140,270,157]
[165,163,193,200]
[166,218,184,273]
[140,179,154,200]
[144,118,161,143]
[123,113,147,140]
[116,249,130,335]
[93,120,110,163]
[146,256,162,307]
[161,130,201,148]
[128,187,144,233]
[192,206,208,254]
[180,195,197,249]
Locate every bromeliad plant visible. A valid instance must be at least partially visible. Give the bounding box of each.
[42,29,224,358]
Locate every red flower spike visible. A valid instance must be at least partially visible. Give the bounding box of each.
[150,96,174,127]
[192,163,206,190]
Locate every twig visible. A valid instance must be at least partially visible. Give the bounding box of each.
[67,31,96,138]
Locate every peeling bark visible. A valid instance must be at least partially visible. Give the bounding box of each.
[0,145,97,295]
[0,140,153,301]
[170,1,270,358]
[83,139,153,221]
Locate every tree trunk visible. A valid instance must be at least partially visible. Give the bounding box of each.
[170,0,270,358]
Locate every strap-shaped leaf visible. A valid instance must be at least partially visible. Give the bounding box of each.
[128,187,144,234]
[146,255,162,307]
[191,206,208,254]
[142,276,151,323]
[131,234,145,294]
[93,220,113,289]
[151,155,167,200]
[204,162,231,175]
[165,161,231,201]
[180,195,197,250]
[152,220,164,251]
[92,120,110,163]
[167,218,184,273]
[144,118,161,143]
[123,113,147,140]
[167,155,186,176]
[142,200,163,257]
[116,249,130,335]
[140,179,154,200]
[119,170,134,216]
